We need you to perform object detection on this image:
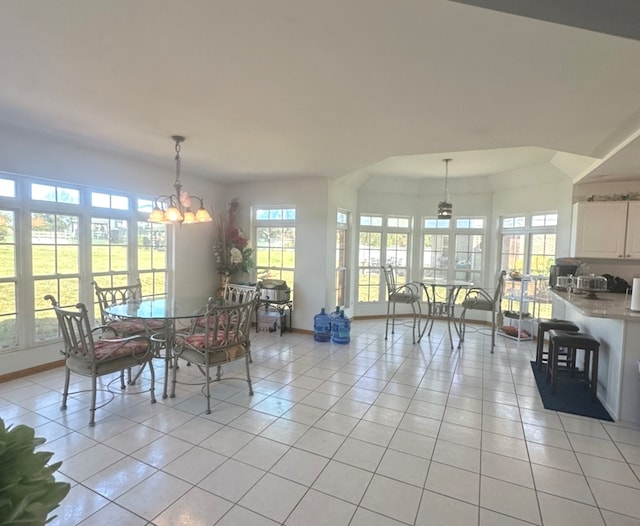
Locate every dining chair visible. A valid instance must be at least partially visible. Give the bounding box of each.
[91,279,166,337]
[172,297,259,413]
[192,282,259,330]
[382,265,423,344]
[45,295,156,426]
[457,270,507,352]
[224,282,260,305]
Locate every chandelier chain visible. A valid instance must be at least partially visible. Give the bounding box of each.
[174,139,182,184]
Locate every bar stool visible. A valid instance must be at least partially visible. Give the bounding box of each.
[535,319,580,370]
[547,330,600,400]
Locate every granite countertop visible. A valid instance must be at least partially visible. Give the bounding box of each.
[551,289,640,321]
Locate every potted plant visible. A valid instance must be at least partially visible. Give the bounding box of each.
[0,417,70,525]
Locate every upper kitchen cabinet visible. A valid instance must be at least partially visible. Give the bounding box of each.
[572,201,640,259]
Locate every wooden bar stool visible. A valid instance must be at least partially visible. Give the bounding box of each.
[547,330,600,401]
[535,319,580,370]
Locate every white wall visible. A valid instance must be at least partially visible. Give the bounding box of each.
[225,177,331,332]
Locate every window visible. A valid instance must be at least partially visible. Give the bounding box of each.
[0,208,17,349]
[421,216,485,306]
[137,221,167,298]
[254,206,296,286]
[91,191,128,210]
[335,210,349,308]
[0,174,168,354]
[32,211,80,341]
[422,217,485,283]
[500,212,557,318]
[500,213,557,276]
[32,182,80,204]
[357,214,412,303]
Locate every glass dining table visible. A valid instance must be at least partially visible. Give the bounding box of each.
[419,279,474,349]
[105,296,209,399]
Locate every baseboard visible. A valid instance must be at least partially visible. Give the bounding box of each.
[0,359,65,383]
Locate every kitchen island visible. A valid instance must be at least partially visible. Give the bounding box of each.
[551,289,640,423]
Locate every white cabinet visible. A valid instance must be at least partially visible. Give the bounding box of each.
[626,202,640,259]
[573,201,640,259]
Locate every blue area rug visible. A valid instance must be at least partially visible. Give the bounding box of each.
[530,361,613,421]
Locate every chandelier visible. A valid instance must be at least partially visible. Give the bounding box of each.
[148,135,213,225]
[437,158,453,220]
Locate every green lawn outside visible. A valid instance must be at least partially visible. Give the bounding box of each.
[0,243,166,346]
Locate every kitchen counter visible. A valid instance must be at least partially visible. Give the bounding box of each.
[551,290,640,322]
[550,289,640,424]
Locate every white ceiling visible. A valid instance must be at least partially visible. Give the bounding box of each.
[1,0,640,185]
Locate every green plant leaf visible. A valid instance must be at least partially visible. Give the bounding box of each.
[0,418,70,526]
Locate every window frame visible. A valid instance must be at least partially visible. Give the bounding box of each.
[357,213,413,303]
[253,205,296,288]
[0,172,168,354]
[499,212,558,277]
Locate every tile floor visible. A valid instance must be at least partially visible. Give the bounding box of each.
[2,319,640,525]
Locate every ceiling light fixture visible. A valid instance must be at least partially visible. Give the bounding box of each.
[437,158,453,220]
[148,135,213,225]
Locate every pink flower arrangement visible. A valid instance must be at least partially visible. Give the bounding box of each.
[214,200,254,275]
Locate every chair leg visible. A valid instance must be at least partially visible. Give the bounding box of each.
[89,375,97,427]
[549,341,559,394]
[457,309,467,348]
[148,360,156,404]
[391,302,397,335]
[61,366,70,410]
[120,370,126,390]
[245,353,254,396]
[205,365,212,415]
[410,303,417,344]
[384,301,391,340]
[490,310,496,353]
[171,353,179,400]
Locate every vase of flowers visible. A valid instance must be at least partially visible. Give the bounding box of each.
[214,200,254,296]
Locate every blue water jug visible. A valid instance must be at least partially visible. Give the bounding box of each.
[329,306,340,324]
[314,308,331,342]
[331,310,351,344]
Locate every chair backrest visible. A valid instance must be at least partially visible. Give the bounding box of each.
[92,279,142,324]
[493,270,507,305]
[44,295,96,360]
[224,283,259,305]
[382,265,397,293]
[199,297,258,352]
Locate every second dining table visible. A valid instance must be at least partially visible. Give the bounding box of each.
[105,296,209,399]
[419,279,474,349]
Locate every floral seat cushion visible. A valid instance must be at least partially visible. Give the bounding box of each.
[176,332,244,362]
[195,313,239,330]
[88,339,150,360]
[107,318,165,336]
[177,331,241,349]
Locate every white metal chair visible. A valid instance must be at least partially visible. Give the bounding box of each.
[45,295,156,426]
[91,279,166,337]
[458,270,506,352]
[191,282,259,332]
[382,265,423,344]
[172,297,258,413]
[224,282,260,304]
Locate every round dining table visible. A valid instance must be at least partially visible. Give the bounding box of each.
[105,296,209,398]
